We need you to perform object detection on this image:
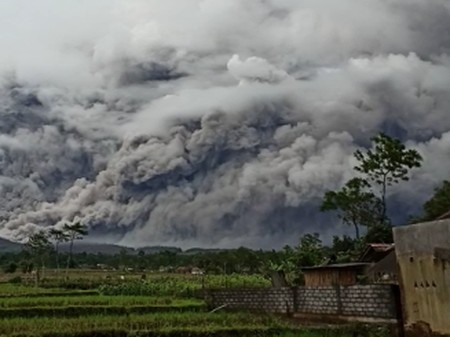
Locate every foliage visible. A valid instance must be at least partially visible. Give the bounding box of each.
[321,178,382,239]
[321,133,421,246]
[354,133,422,219]
[266,236,321,285]
[265,245,298,283]
[420,180,450,221]
[325,236,362,263]
[296,233,325,267]
[24,231,53,263]
[363,223,393,244]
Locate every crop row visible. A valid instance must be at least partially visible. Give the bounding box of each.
[0,282,99,297]
[0,312,281,335]
[0,303,206,318]
[32,273,271,291]
[0,295,201,308]
[0,327,363,337]
[98,274,269,297]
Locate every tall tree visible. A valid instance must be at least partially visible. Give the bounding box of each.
[354,133,422,221]
[24,231,52,285]
[48,228,69,272]
[321,177,383,239]
[63,222,88,273]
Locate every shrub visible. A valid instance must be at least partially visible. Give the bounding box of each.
[7,276,22,284]
[2,262,18,274]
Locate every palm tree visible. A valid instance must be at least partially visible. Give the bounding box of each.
[63,222,88,275]
[48,228,69,273]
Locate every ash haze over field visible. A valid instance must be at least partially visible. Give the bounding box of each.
[1,0,450,248]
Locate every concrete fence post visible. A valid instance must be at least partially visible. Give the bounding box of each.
[335,285,343,315]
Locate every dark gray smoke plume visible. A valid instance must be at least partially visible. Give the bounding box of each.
[1,0,450,248]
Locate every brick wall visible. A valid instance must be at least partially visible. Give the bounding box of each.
[208,285,398,319]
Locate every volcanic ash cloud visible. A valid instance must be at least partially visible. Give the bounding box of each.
[1,0,450,248]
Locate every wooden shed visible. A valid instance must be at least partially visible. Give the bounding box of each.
[365,250,397,284]
[359,243,395,263]
[301,263,369,287]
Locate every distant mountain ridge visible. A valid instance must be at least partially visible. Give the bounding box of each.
[0,237,190,255]
[0,237,22,252]
[58,243,182,255]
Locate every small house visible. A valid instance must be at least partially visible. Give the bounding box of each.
[301,263,369,287]
[191,267,204,275]
[175,266,191,274]
[365,250,397,283]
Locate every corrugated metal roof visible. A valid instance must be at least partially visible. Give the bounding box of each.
[436,210,450,220]
[301,262,370,271]
[366,243,395,252]
[359,243,395,262]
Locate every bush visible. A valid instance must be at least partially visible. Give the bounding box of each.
[7,276,22,284]
[2,262,18,274]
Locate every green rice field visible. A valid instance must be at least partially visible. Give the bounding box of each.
[0,271,388,337]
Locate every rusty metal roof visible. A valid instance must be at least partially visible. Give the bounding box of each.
[359,243,395,262]
[365,243,395,251]
[301,262,370,271]
[436,210,450,220]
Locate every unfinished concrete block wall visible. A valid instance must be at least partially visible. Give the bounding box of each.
[340,285,396,318]
[296,287,339,315]
[208,288,294,313]
[296,285,396,318]
[209,285,398,319]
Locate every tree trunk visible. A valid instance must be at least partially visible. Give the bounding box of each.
[41,259,45,280]
[353,222,360,239]
[55,242,59,274]
[35,268,40,287]
[381,174,387,222]
[66,239,74,277]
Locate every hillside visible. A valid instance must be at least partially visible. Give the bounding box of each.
[0,237,23,253]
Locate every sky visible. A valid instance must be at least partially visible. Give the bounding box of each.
[1,0,450,248]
